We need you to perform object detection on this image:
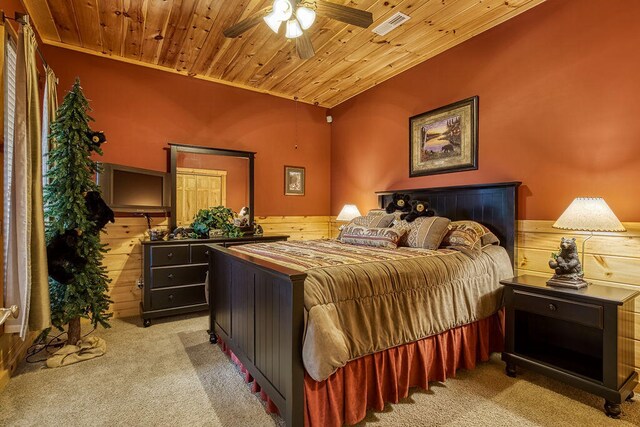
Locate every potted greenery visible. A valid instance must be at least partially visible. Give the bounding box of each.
[190,206,242,239]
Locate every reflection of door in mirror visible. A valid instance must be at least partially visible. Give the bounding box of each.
[172,148,250,230]
[176,168,227,226]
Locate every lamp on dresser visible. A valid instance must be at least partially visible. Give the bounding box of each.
[336,204,361,229]
[548,197,625,289]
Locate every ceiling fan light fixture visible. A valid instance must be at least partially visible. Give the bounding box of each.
[296,6,316,30]
[263,10,283,33]
[273,0,293,21]
[285,19,303,39]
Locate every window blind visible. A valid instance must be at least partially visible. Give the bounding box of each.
[3,37,17,281]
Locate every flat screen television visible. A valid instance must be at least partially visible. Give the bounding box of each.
[96,163,171,213]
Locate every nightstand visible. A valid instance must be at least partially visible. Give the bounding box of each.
[501,275,638,418]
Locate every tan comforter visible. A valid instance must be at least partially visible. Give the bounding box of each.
[231,239,513,381]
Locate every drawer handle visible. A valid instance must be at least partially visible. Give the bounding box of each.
[168,274,174,280]
[548,303,557,311]
[167,252,174,259]
[168,294,174,301]
[205,250,209,256]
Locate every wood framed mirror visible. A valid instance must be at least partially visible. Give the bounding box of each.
[169,143,255,231]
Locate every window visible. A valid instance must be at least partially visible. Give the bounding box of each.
[3,35,17,284]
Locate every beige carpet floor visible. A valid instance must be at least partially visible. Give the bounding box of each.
[0,313,638,426]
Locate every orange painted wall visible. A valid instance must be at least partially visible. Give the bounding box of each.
[330,0,640,221]
[42,46,331,216]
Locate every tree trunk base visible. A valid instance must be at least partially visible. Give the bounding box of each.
[67,317,82,345]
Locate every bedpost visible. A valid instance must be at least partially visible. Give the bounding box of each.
[286,275,306,427]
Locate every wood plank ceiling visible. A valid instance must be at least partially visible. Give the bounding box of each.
[22,0,545,107]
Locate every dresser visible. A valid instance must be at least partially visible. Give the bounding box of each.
[501,275,638,418]
[140,235,288,326]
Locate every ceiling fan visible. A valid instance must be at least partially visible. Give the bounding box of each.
[223,0,374,59]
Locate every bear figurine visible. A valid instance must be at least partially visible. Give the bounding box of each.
[47,229,87,284]
[549,237,583,279]
[385,193,411,214]
[86,131,107,152]
[85,191,115,230]
[401,200,435,222]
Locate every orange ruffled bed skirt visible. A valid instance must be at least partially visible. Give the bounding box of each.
[219,309,505,427]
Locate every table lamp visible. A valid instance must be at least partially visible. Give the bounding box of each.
[336,204,361,229]
[548,197,625,289]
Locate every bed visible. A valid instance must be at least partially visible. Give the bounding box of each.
[207,182,520,426]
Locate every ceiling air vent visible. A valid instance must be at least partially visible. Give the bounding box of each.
[372,12,411,36]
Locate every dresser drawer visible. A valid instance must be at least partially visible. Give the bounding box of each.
[150,245,189,267]
[190,244,214,264]
[150,265,207,289]
[513,290,603,329]
[150,285,206,310]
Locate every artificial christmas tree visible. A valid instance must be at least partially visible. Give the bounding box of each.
[44,79,112,345]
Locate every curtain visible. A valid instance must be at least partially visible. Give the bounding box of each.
[0,20,5,329]
[41,66,57,186]
[5,20,49,337]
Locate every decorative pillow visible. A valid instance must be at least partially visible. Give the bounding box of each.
[444,220,500,246]
[367,209,387,216]
[441,220,498,257]
[350,212,395,228]
[337,212,395,240]
[339,225,406,249]
[392,216,451,249]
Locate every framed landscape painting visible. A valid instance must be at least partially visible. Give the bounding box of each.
[409,96,478,177]
[284,166,305,196]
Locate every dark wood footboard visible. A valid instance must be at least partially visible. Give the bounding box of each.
[208,244,307,427]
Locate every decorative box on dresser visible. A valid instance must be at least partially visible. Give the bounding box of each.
[140,235,288,327]
[501,275,638,418]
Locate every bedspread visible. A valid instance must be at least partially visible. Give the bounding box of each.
[230,239,513,381]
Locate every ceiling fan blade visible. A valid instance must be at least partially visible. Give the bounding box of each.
[296,32,315,59]
[315,1,373,28]
[223,8,271,38]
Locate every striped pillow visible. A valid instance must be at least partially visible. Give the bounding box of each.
[351,213,395,228]
[393,216,451,249]
[339,225,406,249]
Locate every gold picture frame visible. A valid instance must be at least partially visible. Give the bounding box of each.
[409,96,478,177]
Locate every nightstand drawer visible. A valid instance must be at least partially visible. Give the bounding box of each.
[513,290,603,329]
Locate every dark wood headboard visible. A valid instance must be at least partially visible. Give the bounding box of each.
[377,181,521,266]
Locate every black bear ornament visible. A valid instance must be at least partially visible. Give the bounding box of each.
[401,200,435,222]
[86,131,107,151]
[47,229,87,284]
[385,193,411,214]
[85,191,115,230]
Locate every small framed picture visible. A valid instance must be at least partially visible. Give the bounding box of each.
[284,166,305,196]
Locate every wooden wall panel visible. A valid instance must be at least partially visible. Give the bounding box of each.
[102,217,166,319]
[258,216,332,241]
